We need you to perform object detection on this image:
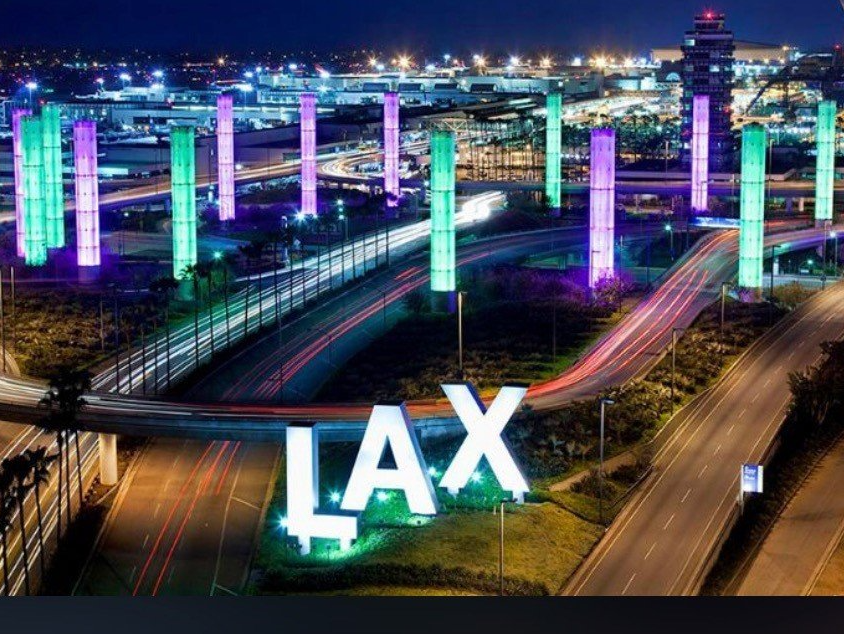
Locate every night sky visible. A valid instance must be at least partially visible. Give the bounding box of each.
[1,0,842,54]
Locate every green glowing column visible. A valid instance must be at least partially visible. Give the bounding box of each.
[171,126,197,279]
[545,92,562,213]
[430,130,456,299]
[738,124,767,293]
[42,104,65,248]
[21,116,47,267]
[816,100,836,225]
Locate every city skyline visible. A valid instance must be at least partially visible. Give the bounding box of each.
[0,0,842,53]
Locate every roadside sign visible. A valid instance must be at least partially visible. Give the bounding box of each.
[741,464,764,494]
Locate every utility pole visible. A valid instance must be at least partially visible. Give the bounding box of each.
[113,287,120,394]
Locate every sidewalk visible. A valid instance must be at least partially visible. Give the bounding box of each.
[736,438,844,595]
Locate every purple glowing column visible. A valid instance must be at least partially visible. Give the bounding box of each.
[691,94,710,213]
[73,121,100,269]
[383,92,400,214]
[217,94,235,221]
[12,108,31,258]
[300,93,317,215]
[589,128,616,288]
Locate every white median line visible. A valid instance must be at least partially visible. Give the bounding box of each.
[663,514,676,531]
[681,488,692,503]
[644,543,657,561]
[622,573,637,595]
[697,464,708,479]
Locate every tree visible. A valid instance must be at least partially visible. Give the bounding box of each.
[40,367,91,517]
[181,264,202,371]
[23,447,55,581]
[0,466,13,595]
[3,454,32,594]
[212,253,236,348]
[238,240,267,338]
[149,276,179,391]
[196,261,215,356]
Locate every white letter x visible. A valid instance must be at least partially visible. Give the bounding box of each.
[439,383,529,503]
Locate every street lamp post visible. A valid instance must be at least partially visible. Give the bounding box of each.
[832,230,840,276]
[665,222,674,260]
[497,498,513,596]
[720,283,729,336]
[769,244,779,325]
[457,291,465,378]
[599,398,614,525]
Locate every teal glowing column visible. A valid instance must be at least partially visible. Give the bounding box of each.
[171,126,197,279]
[430,130,456,293]
[21,116,47,267]
[42,103,65,248]
[12,108,31,258]
[545,92,562,211]
[589,128,616,288]
[738,124,767,291]
[816,100,836,224]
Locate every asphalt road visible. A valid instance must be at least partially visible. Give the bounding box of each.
[566,282,844,596]
[75,439,278,596]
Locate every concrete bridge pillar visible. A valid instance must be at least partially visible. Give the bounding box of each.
[98,433,118,486]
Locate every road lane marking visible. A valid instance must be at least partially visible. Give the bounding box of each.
[738,409,746,419]
[763,378,771,388]
[142,534,149,549]
[727,424,735,436]
[751,392,759,403]
[130,566,137,583]
[698,464,708,479]
[663,514,675,530]
[713,444,722,457]
[681,488,692,503]
[231,496,261,512]
[622,573,637,595]
[153,503,161,519]
[644,543,657,561]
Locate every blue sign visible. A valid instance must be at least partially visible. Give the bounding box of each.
[692,217,741,229]
[742,464,764,494]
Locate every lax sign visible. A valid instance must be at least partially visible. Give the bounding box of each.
[286,382,529,554]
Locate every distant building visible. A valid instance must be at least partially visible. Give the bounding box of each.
[679,11,736,171]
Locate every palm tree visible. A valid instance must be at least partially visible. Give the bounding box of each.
[238,241,267,338]
[196,261,215,356]
[37,414,65,541]
[3,454,32,594]
[265,229,285,324]
[0,466,14,595]
[149,276,179,391]
[40,368,91,515]
[237,243,252,338]
[213,253,235,348]
[181,264,201,371]
[24,447,55,580]
[249,240,267,329]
